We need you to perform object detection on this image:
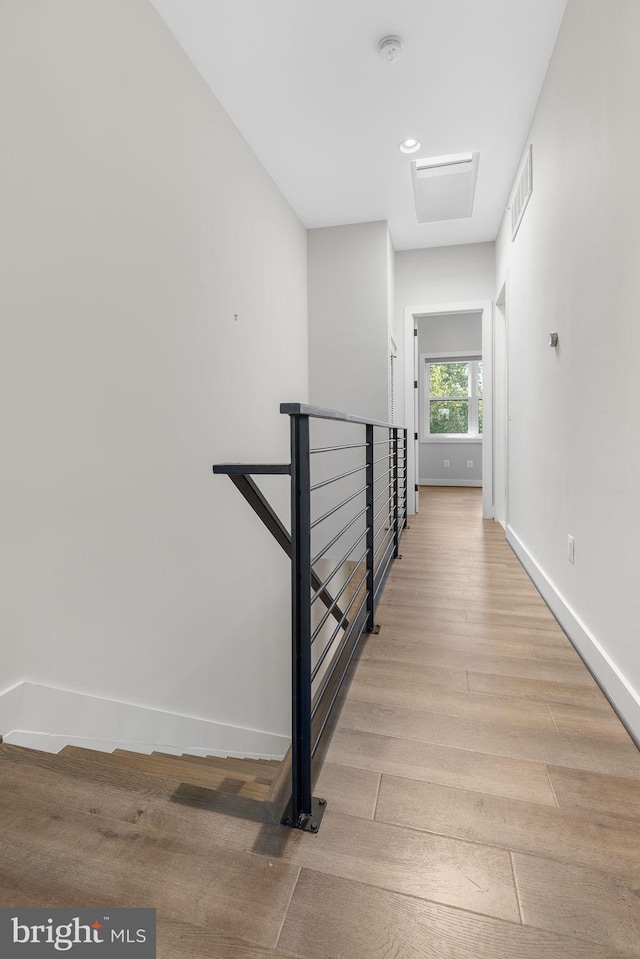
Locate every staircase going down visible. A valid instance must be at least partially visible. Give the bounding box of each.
[63,747,281,802]
[0,742,283,816]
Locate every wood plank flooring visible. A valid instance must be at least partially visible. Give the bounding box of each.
[1,486,639,958]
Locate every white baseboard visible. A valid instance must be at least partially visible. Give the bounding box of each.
[507,525,640,746]
[0,682,288,759]
[0,681,24,740]
[420,478,482,488]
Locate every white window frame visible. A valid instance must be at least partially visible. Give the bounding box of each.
[422,351,483,443]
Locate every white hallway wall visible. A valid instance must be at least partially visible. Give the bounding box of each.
[308,221,391,422]
[307,222,393,555]
[496,0,640,739]
[0,0,308,750]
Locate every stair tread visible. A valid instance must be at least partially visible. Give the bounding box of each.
[115,749,276,787]
[150,751,280,781]
[58,746,272,800]
[0,744,272,818]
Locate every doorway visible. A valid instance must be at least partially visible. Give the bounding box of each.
[403,299,493,519]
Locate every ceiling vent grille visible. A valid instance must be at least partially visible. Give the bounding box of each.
[511,145,533,240]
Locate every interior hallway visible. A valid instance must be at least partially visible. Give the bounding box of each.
[1,487,639,957]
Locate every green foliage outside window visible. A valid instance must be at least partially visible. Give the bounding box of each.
[428,361,482,436]
[430,400,469,434]
[429,363,469,398]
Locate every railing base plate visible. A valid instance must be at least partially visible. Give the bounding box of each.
[281,796,327,833]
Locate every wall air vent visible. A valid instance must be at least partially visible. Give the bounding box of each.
[410,152,480,224]
[511,144,533,240]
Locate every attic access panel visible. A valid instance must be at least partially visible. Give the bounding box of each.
[411,152,480,223]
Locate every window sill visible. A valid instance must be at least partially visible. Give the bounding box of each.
[421,436,483,444]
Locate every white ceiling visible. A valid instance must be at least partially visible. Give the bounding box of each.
[150,0,567,251]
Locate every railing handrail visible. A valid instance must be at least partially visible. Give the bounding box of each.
[280,402,406,431]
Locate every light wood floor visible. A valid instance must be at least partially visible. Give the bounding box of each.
[2,486,640,958]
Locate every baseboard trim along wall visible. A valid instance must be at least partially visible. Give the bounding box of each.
[0,682,289,759]
[0,681,24,741]
[420,478,482,488]
[507,525,640,747]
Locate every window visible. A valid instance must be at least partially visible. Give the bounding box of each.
[425,358,483,439]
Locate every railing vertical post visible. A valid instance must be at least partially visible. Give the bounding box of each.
[403,427,409,527]
[365,424,375,632]
[392,428,400,557]
[290,412,313,826]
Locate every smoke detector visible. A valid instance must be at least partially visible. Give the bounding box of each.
[377,36,403,62]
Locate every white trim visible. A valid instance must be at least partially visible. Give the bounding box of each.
[422,350,481,360]
[420,479,482,487]
[404,299,493,518]
[0,681,24,738]
[493,280,509,529]
[507,525,640,747]
[421,436,483,445]
[0,682,288,759]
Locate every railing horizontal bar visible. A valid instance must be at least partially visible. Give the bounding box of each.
[374,539,395,600]
[373,469,393,484]
[375,534,395,582]
[373,521,392,545]
[373,524,395,564]
[213,463,291,475]
[373,496,393,525]
[373,485,392,505]
[310,571,368,681]
[310,527,369,605]
[281,402,405,431]
[310,485,368,530]
[311,577,369,686]
[373,440,394,446]
[311,506,368,566]
[310,599,369,757]
[222,473,347,633]
[374,490,393,512]
[310,443,369,454]
[310,554,366,646]
[310,463,368,492]
[373,455,392,466]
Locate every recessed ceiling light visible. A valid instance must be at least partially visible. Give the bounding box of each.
[400,138,421,155]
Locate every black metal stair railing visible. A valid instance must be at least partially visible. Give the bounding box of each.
[214,403,408,832]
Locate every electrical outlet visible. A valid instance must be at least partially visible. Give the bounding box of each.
[443,459,450,468]
[467,460,473,468]
[567,534,575,564]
